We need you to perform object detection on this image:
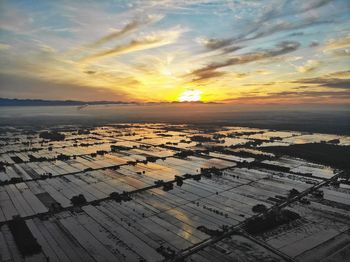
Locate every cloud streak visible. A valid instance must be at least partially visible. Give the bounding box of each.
[190,41,300,81]
[297,60,322,73]
[296,77,350,89]
[82,28,183,62]
[88,15,163,48]
[324,35,350,51]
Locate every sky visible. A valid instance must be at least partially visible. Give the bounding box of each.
[0,0,349,104]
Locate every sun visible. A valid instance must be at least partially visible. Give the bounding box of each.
[179,89,202,102]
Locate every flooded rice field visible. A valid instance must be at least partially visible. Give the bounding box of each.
[0,123,349,262]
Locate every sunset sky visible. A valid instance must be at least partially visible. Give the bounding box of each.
[0,0,349,104]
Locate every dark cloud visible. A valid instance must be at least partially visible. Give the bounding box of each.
[198,37,242,54]
[234,72,249,78]
[197,5,331,65]
[190,41,300,81]
[88,15,162,48]
[243,82,276,86]
[258,0,333,24]
[85,70,96,75]
[202,38,234,50]
[309,41,319,47]
[89,20,141,48]
[327,70,350,77]
[288,32,305,37]
[223,1,335,46]
[222,45,243,54]
[298,0,334,14]
[267,90,350,97]
[241,19,332,44]
[191,70,226,82]
[296,78,350,89]
[293,85,312,89]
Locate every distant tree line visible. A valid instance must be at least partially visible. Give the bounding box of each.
[263,143,350,170]
[39,131,65,141]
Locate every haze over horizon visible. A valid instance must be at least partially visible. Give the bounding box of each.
[0,0,349,105]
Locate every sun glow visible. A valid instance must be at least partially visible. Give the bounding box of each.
[179,89,202,102]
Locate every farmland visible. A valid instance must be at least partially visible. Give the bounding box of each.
[0,124,349,262]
